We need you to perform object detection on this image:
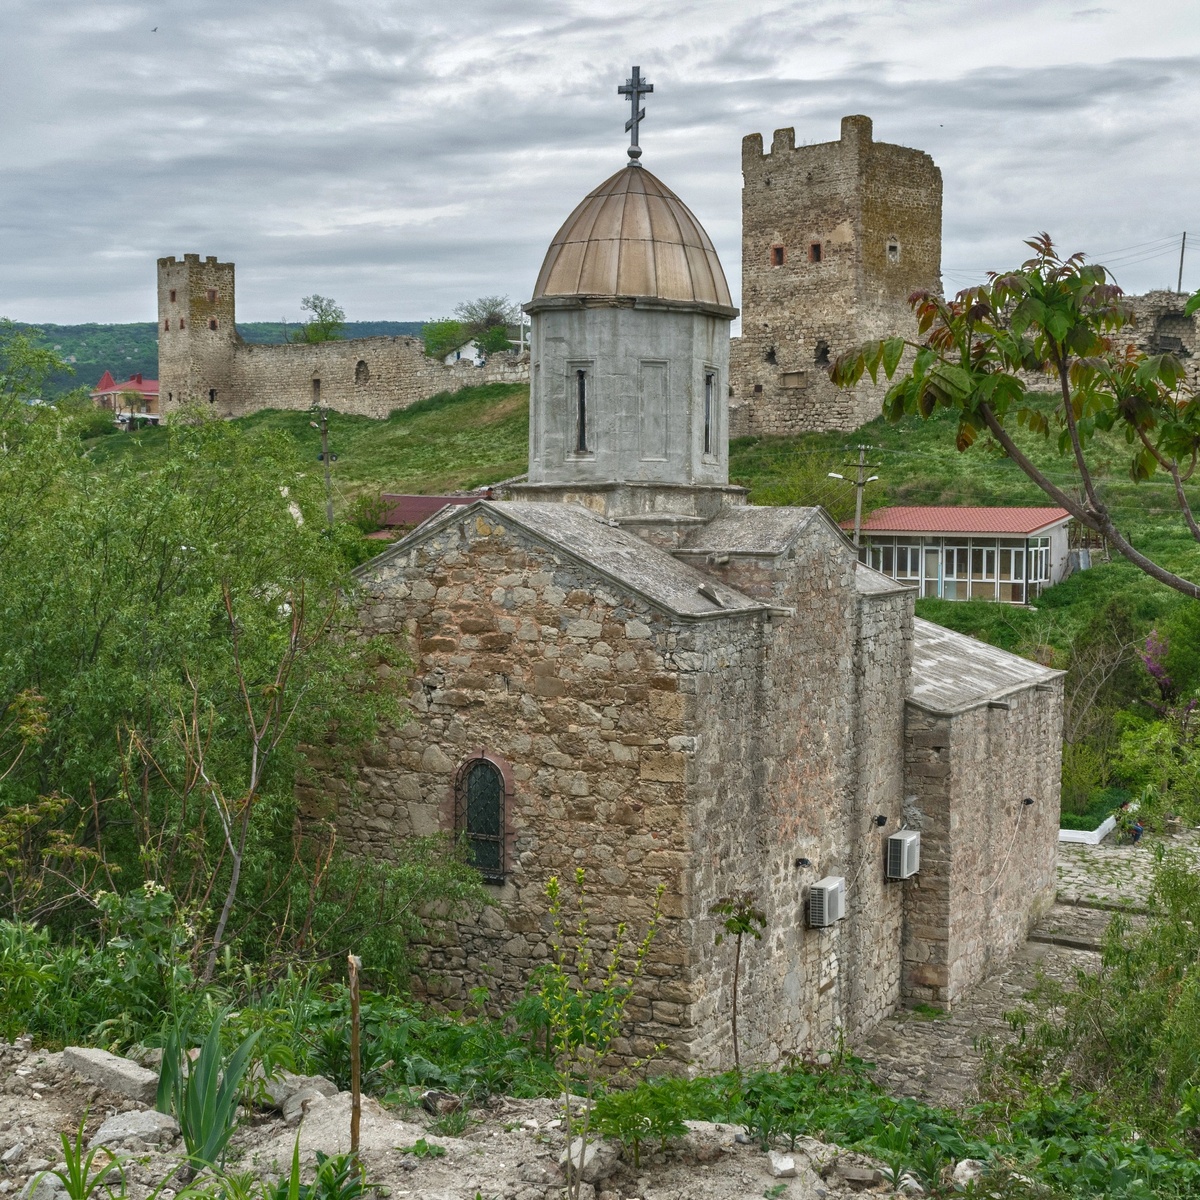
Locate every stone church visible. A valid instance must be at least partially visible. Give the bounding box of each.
[327,106,1065,1069]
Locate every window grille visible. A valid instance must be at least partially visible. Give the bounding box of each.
[455,757,505,882]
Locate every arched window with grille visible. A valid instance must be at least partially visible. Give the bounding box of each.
[454,752,510,883]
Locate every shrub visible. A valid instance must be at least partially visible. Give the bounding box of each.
[422,320,466,359]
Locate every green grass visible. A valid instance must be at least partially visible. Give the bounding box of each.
[85,382,530,510]
[86,383,1200,654]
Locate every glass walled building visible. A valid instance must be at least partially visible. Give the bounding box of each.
[846,507,1073,604]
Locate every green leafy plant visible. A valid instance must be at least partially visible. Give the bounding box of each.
[711,890,768,1069]
[540,868,664,1200]
[35,1113,127,1200]
[398,1137,445,1159]
[428,1106,472,1137]
[158,1010,261,1177]
[831,234,1200,601]
[764,1186,788,1199]
[286,1151,370,1200]
[592,1088,653,1167]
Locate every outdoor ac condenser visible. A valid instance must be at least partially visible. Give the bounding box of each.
[808,876,846,928]
[887,830,921,880]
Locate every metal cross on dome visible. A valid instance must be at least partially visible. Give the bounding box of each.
[618,65,653,163]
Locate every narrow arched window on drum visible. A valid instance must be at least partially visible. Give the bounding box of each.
[455,757,505,882]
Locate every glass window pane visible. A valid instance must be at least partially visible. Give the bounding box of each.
[465,762,503,875]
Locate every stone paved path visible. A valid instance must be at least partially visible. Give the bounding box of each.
[860,830,1200,1110]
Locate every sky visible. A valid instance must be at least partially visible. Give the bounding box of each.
[3,0,1200,327]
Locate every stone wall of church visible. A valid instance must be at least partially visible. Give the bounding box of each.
[901,681,1062,1005]
[679,533,911,1070]
[314,506,920,1071]
[316,507,753,1069]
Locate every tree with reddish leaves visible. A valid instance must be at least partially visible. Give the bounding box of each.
[831,235,1200,600]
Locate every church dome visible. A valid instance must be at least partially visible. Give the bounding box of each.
[528,165,737,317]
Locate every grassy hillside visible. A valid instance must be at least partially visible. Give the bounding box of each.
[86,382,530,501]
[85,381,1200,654]
[16,321,425,398]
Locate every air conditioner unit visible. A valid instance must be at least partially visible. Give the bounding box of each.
[809,876,846,928]
[887,830,921,880]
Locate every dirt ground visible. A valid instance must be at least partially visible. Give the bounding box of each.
[0,1045,891,1200]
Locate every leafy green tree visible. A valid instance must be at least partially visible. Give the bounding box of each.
[421,319,466,359]
[454,296,517,342]
[0,318,69,401]
[711,891,767,1069]
[292,295,346,343]
[832,235,1200,599]
[0,407,484,981]
[476,324,513,355]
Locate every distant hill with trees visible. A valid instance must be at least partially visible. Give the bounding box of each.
[16,321,425,397]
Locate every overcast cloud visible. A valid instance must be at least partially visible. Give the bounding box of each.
[3,0,1199,325]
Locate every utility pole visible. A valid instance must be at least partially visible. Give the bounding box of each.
[311,407,335,529]
[1179,232,1188,294]
[828,444,880,547]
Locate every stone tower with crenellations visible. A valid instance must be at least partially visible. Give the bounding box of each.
[729,115,943,435]
[157,254,240,410]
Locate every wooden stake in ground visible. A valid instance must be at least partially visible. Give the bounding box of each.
[348,953,362,1156]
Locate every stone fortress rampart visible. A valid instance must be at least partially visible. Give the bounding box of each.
[156,254,528,421]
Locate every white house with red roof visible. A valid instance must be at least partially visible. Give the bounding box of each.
[845,506,1074,603]
[90,371,161,423]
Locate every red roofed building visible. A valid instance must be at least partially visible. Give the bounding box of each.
[843,505,1074,603]
[90,371,161,423]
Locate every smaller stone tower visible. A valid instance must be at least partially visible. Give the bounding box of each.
[157,255,239,413]
[730,115,942,435]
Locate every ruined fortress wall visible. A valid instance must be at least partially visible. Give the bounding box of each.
[730,116,942,438]
[226,337,527,419]
[157,254,528,421]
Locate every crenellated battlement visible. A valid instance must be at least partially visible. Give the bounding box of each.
[730,113,942,435]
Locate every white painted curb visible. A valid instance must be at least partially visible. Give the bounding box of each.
[1058,815,1116,845]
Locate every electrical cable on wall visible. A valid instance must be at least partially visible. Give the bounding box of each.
[966,798,1034,896]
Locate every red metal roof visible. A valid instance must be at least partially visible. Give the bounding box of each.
[91,372,158,397]
[845,506,1071,536]
[381,493,479,527]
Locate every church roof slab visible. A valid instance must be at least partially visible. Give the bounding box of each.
[356,499,769,623]
[909,616,1063,716]
[675,505,853,558]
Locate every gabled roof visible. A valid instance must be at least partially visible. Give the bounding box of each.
[357,499,770,621]
[91,372,159,397]
[909,617,1062,715]
[850,506,1070,536]
[676,505,845,558]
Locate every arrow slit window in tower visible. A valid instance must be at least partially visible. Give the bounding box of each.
[704,371,715,456]
[576,368,588,452]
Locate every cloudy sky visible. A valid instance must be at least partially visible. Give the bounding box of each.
[3,0,1199,326]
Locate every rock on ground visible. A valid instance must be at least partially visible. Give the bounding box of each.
[60,1048,158,1106]
[89,1110,179,1150]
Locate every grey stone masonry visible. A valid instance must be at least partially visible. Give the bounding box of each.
[156,255,528,420]
[730,115,942,436]
[61,1047,158,1105]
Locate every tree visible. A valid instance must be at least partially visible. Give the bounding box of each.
[292,295,346,343]
[711,891,767,1069]
[0,318,68,402]
[831,235,1200,599]
[421,319,466,359]
[454,295,518,341]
